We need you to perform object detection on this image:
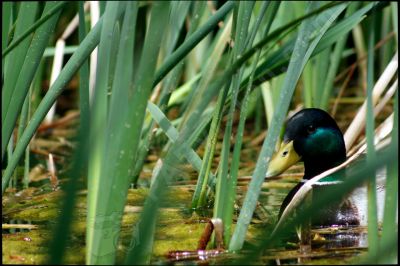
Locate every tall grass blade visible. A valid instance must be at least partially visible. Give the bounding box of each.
[86,1,124,263]
[147,101,207,174]
[313,48,330,105]
[46,5,91,262]
[78,1,90,148]
[2,1,12,70]
[380,89,398,263]
[366,9,379,260]
[16,88,30,188]
[391,2,398,43]
[47,85,91,265]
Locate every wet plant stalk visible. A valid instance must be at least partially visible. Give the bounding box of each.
[366,8,379,260]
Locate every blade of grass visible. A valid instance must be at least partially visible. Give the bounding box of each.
[242,3,337,87]
[147,101,207,174]
[380,88,398,263]
[315,2,387,53]
[46,65,92,265]
[147,101,219,194]
[78,0,91,263]
[182,2,208,82]
[313,48,331,104]
[123,99,217,264]
[366,8,379,261]
[43,45,78,57]
[22,87,32,189]
[2,1,12,71]
[156,1,346,129]
[47,53,92,264]
[167,74,201,106]
[391,2,398,43]
[46,3,92,261]
[16,88,30,187]
[107,22,120,97]
[163,1,191,56]
[302,57,316,108]
[46,115,89,265]
[86,1,122,264]
[78,0,90,153]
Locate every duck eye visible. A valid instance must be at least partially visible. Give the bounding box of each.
[307,125,315,134]
[282,150,288,157]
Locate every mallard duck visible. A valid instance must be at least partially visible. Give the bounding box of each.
[266,108,361,226]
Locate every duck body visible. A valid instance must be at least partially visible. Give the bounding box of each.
[267,108,360,227]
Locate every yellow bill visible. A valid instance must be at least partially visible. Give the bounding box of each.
[266,140,301,177]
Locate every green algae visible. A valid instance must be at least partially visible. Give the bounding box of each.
[125,186,193,207]
[2,186,207,264]
[2,227,86,265]
[153,223,206,257]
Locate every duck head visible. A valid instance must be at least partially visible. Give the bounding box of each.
[267,108,346,179]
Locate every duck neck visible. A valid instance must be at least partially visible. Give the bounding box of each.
[303,156,345,181]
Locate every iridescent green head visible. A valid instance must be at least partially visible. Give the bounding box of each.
[267,108,346,179]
